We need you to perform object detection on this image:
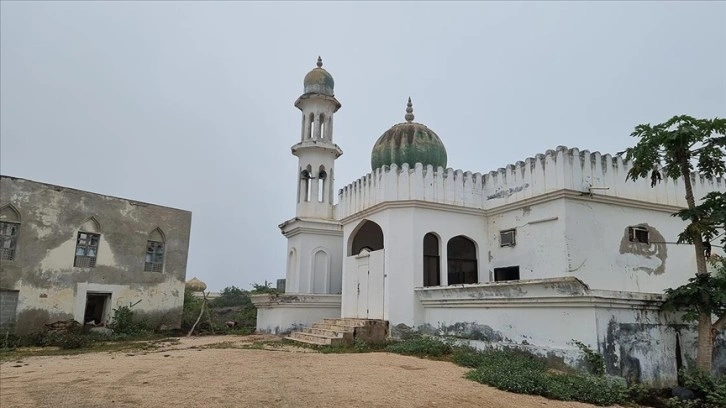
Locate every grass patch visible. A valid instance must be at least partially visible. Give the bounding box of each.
[385,336,628,407]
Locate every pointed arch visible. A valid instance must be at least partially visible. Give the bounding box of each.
[148,227,166,243]
[348,219,384,256]
[310,247,331,293]
[447,235,478,285]
[79,216,101,234]
[145,227,166,273]
[300,166,312,202]
[0,203,21,222]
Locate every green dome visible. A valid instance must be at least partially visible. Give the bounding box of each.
[371,98,447,171]
[303,57,334,96]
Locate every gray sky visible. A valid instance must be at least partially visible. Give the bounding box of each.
[2,2,725,292]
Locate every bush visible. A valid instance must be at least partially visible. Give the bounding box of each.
[455,345,627,406]
[385,336,452,358]
[109,305,148,336]
[678,367,726,408]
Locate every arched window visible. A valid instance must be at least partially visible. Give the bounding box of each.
[308,113,315,140]
[349,220,384,256]
[311,248,330,293]
[0,204,21,261]
[301,167,312,202]
[447,235,477,285]
[318,166,327,203]
[145,228,166,272]
[319,113,326,140]
[423,233,440,287]
[74,216,101,268]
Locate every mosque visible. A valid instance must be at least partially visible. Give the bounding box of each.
[251,58,726,385]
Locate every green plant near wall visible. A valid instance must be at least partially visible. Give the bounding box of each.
[572,340,605,377]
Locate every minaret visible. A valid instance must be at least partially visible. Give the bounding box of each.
[292,56,343,220]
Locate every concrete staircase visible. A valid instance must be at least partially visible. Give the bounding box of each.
[286,318,389,346]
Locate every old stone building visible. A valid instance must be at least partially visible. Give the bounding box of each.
[0,175,192,334]
[252,57,726,385]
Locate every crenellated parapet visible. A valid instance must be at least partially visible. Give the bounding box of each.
[336,145,726,220]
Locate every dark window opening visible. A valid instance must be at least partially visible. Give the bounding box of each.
[145,241,165,272]
[500,229,516,247]
[0,221,20,261]
[423,233,440,287]
[84,293,110,325]
[494,266,520,282]
[447,236,477,285]
[74,232,100,268]
[628,226,649,244]
[349,220,384,256]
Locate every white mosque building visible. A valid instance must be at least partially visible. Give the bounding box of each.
[251,58,725,385]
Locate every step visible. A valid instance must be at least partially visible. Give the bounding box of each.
[287,331,342,346]
[304,327,346,337]
[321,318,371,327]
[311,322,356,332]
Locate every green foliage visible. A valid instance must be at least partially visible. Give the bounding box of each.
[674,192,726,247]
[662,264,726,322]
[384,336,452,358]
[250,281,279,295]
[572,339,605,376]
[462,347,627,406]
[182,288,204,331]
[679,367,726,408]
[109,304,148,336]
[210,286,253,308]
[621,115,726,187]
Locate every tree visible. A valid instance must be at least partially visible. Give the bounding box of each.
[621,115,726,372]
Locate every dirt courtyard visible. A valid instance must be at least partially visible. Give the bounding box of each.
[1,335,604,408]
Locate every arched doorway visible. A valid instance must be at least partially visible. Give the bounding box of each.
[423,233,440,287]
[349,220,384,256]
[447,235,478,285]
[344,220,385,319]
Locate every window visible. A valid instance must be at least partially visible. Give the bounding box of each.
[628,226,649,244]
[74,232,100,268]
[494,266,520,282]
[0,222,19,261]
[423,233,440,287]
[447,236,478,285]
[500,229,516,247]
[145,241,165,272]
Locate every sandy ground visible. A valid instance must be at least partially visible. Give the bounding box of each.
[1,335,605,408]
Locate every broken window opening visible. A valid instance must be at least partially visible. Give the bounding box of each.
[500,229,516,247]
[423,233,440,287]
[494,266,520,282]
[84,293,110,326]
[144,241,165,272]
[0,221,20,261]
[628,226,649,244]
[447,236,478,285]
[74,232,100,268]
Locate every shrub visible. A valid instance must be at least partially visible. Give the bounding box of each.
[572,339,605,376]
[679,367,726,408]
[109,305,148,336]
[385,336,452,358]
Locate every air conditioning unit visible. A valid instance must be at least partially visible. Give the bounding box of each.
[500,229,516,247]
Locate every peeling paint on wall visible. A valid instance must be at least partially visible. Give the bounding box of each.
[619,224,667,275]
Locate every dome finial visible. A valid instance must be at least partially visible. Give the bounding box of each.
[404,97,414,122]
[317,56,323,68]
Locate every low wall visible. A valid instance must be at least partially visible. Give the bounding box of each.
[251,293,341,335]
[413,277,722,386]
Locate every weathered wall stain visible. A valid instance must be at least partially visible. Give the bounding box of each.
[0,176,192,334]
[619,223,667,275]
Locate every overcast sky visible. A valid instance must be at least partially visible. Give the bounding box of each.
[2,2,725,292]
